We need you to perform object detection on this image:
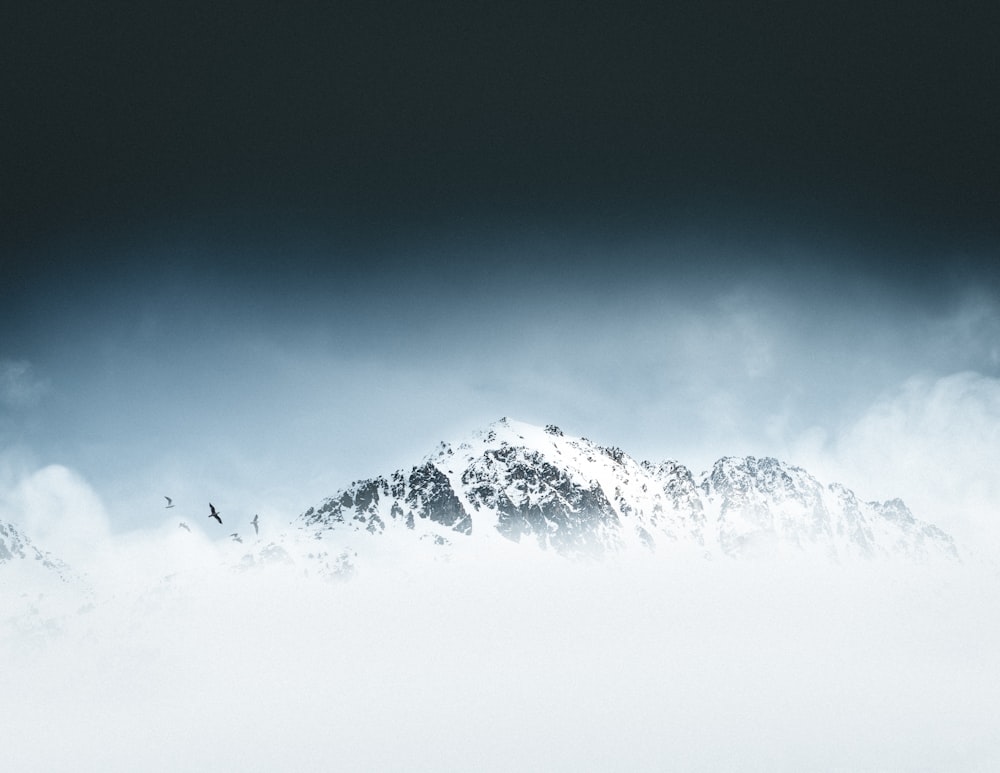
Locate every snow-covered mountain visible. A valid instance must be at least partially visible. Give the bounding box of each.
[299,418,958,564]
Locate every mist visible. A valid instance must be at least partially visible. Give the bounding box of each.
[3,530,999,773]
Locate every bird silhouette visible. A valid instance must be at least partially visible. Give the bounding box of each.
[178,522,191,532]
[208,503,222,524]
[251,513,259,535]
[230,533,243,543]
[164,496,175,509]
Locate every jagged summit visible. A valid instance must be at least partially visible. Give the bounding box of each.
[300,419,958,563]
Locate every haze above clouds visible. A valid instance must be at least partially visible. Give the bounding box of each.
[3,231,1000,556]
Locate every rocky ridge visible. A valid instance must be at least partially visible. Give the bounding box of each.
[299,418,958,563]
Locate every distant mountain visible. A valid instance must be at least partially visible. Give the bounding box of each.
[299,418,959,566]
[0,518,75,582]
[0,517,89,638]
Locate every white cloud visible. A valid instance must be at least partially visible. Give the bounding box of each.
[790,371,1000,553]
[0,464,112,567]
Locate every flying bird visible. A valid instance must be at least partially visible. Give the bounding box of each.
[164,496,175,509]
[178,522,191,532]
[208,503,222,524]
[251,513,259,535]
[230,533,243,543]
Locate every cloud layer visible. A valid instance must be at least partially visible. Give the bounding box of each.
[2,545,998,772]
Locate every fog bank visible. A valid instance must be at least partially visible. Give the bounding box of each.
[3,547,998,772]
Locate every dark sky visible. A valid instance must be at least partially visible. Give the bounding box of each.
[3,2,1000,544]
[4,1,999,263]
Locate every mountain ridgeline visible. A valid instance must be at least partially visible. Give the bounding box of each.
[300,419,958,562]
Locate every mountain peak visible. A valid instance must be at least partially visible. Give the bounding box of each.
[299,419,958,568]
